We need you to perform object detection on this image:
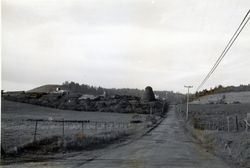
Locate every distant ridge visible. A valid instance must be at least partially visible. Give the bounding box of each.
[26,82,185,104]
[27,84,61,93]
[191,91,250,104]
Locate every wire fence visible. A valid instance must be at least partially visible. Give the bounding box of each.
[1,119,145,153]
[175,105,250,132]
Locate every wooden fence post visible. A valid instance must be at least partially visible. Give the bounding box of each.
[81,121,84,134]
[235,116,239,132]
[81,121,84,145]
[95,122,97,133]
[246,121,247,132]
[245,120,249,132]
[33,121,38,142]
[62,119,65,146]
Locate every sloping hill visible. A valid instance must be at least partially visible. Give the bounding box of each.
[27,84,61,93]
[191,91,250,104]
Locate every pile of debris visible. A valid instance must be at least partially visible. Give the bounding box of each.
[2,86,168,115]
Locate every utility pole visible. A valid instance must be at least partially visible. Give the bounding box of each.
[184,85,193,121]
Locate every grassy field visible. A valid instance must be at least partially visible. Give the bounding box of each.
[177,103,250,167]
[188,104,249,118]
[1,100,147,154]
[181,102,250,131]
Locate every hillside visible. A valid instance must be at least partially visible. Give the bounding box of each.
[26,82,185,104]
[27,84,61,93]
[191,91,250,104]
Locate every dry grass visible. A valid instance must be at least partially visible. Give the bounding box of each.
[178,103,250,167]
[3,130,130,157]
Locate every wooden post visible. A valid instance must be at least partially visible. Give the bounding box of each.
[81,121,84,134]
[246,120,247,132]
[1,145,5,156]
[33,121,38,142]
[245,120,249,132]
[81,121,84,146]
[62,119,65,146]
[95,122,97,133]
[235,116,239,132]
[227,116,230,132]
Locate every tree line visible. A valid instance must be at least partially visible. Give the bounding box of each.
[61,81,185,104]
[194,84,250,98]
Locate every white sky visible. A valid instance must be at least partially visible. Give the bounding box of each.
[2,0,250,93]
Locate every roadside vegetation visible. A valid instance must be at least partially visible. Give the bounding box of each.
[2,131,131,158]
[177,102,250,167]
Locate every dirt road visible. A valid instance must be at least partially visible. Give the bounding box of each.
[3,107,230,168]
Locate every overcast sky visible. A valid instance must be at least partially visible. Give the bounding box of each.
[2,0,250,93]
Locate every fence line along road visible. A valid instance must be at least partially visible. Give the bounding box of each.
[175,105,249,132]
[2,118,146,153]
[27,119,138,142]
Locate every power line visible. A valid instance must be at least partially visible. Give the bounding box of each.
[197,10,250,91]
[196,10,250,91]
[196,10,250,92]
[197,15,250,92]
